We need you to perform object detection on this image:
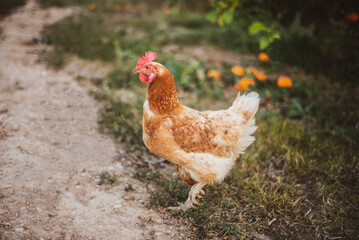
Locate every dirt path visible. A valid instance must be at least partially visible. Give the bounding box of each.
[0,1,184,239]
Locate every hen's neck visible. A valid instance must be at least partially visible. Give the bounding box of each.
[146,71,182,115]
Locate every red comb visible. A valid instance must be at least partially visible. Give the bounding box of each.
[136,51,157,68]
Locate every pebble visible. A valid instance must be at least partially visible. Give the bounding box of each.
[0,209,7,215]
[113,204,122,209]
[15,227,24,233]
[123,196,135,201]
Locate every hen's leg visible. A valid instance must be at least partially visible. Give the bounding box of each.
[166,183,206,211]
[183,183,206,209]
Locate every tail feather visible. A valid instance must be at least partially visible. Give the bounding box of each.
[230,92,260,122]
[230,92,260,156]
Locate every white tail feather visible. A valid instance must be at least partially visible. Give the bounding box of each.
[230,92,260,157]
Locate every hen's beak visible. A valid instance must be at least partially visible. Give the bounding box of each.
[132,67,140,73]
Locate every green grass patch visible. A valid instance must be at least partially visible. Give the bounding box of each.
[148,114,358,239]
[98,171,117,185]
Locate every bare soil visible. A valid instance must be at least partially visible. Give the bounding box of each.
[0,1,185,239]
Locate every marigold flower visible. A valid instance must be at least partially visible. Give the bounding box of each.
[277,76,293,88]
[235,78,255,91]
[246,67,258,75]
[88,3,97,11]
[255,72,267,81]
[163,7,172,14]
[346,11,359,22]
[258,52,270,62]
[113,5,122,12]
[231,65,245,76]
[124,6,136,13]
[207,69,221,81]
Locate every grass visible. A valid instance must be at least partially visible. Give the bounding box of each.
[149,115,358,239]
[37,0,359,239]
[98,171,117,185]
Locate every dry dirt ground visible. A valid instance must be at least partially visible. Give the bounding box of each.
[0,1,186,239]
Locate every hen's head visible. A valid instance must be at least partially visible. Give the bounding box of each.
[133,51,167,83]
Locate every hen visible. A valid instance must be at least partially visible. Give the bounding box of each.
[133,51,259,210]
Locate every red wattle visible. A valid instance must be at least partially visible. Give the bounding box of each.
[139,73,149,83]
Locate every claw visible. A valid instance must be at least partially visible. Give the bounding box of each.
[165,206,181,211]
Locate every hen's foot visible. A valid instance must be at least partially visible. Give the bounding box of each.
[189,183,206,205]
[165,202,194,211]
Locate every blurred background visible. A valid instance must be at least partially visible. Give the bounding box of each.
[1,0,358,239]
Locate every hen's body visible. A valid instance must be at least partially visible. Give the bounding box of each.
[138,62,260,210]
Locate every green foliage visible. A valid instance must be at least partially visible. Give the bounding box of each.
[248,21,280,50]
[166,57,223,98]
[206,0,238,26]
[209,0,359,82]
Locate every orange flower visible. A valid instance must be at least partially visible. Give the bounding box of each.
[163,7,172,14]
[207,70,221,81]
[254,71,267,81]
[235,78,255,91]
[346,11,359,22]
[88,3,97,11]
[246,67,258,75]
[231,65,245,76]
[124,6,136,13]
[258,52,270,62]
[113,5,122,11]
[277,76,293,88]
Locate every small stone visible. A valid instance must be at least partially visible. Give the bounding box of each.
[15,227,24,233]
[123,196,135,201]
[65,236,71,240]
[113,204,122,209]
[0,209,7,215]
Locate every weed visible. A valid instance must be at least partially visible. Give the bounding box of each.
[133,169,161,181]
[98,171,117,185]
[124,184,134,191]
[38,48,65,69]
[95,91,144,151]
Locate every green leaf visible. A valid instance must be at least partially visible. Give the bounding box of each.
[259,36,270,50]
[218,15,225,27]
[222,10,234,25]
[248,22,269,35]
[206,10,217,23]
